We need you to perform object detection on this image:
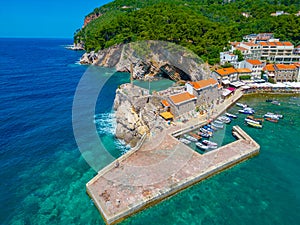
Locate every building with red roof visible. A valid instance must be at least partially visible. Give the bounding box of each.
[263,63,300,82]
[185,78,219,105]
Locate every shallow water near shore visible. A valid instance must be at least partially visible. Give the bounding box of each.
[1,38,300,225]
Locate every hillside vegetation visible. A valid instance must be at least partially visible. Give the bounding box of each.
[75,0,300,64]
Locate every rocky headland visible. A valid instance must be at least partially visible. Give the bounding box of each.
[80,41,211,82]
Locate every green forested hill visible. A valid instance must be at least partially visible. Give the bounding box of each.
[74,0,300,64]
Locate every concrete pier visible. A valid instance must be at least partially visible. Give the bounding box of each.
[86,125,260,224]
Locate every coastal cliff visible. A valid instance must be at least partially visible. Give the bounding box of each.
[80,41,211,81]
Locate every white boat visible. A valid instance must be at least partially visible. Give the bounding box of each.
[239,109,255,115]
[271,100,280,105]
[236,102,248,108]
[184,134,198,142]
[218,116,231,124]
[214,119,224,125]
[225,112,238,119]
[196,142,209,150]
[202,140,218,147]
[211,122,224,129]
[264,113,280,120]
[200,128,213,136]
[179,138,191,144]
[244,118,261,125]
[265,112,283,119]
[243,107,255,113]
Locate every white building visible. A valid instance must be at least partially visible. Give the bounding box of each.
[260,41,300,63]
[240,59,265,79]
[220,51,238,67]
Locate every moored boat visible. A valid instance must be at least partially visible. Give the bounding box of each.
[265,112,283,119]
[239,109,255,115]
[184,134,198,142]
[179,138,191,144]
[246,121,263,129]
[218,116,231,124]
[236,102,248,108]
[211,122,224,129]
[202,140,218,147]
[196,142,209,150]
[264,113,280,120]
[204,125,214,132]
[189,132,202,140]
[199,128,213,137]
[245,118,261,125]
[271,100,280,106]
[247,115,264,122]
[197,131,210,138]
[225,112,238,119]
[265,118,278,123]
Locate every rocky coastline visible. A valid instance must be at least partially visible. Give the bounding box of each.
[79,41,211,81]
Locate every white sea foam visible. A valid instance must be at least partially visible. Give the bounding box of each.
[94,112,116,135]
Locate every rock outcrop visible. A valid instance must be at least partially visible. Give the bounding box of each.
[80,41,211,81]
[113,84,167,147]
[83,13,102,28]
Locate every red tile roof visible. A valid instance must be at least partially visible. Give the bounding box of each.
[236,68,252,73]
[243,42,258,47]
[215,67,237,77]
[275,64,297,70]
[169,92,196,105]
[189,78,218,90]
[259,41,293,47]
[235,46,248,51]
[161,100,170,107]
[263,64,275,72]
[246,59,263,65]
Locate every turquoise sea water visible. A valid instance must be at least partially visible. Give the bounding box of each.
[1,39,300,225]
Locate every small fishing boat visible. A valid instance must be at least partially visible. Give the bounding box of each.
[202,140,218,147]
[247,116,264,122]
[196,142,209,150]
[184,134,198,142]
[204,125,214,132]
[265,118,278,123]
[218,116,231,124]
[189,132,202,141]
[197,131,210,138]
[236,102,248,108]
[243,107,255,113]
[245,118,261,125]
[271,100,280,106]
[179,138,191,144]
[239,109,255,115]
[265,112,283,119]
[225,112,238,119]
[264,113,280,120]
[214,119,224,125]
[199,128,213,137]
[211,122,224,129]
[246,121,263,129]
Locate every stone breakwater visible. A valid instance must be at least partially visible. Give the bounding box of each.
[86,125,260,225]
[79,41,211,81]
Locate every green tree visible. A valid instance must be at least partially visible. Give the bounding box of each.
[233,50,244,62]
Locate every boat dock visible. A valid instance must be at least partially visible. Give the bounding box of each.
[86,125,260,224]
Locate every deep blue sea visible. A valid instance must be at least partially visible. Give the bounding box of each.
[1,38,300,225]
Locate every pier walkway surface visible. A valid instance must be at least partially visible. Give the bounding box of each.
[87,119,260,224]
